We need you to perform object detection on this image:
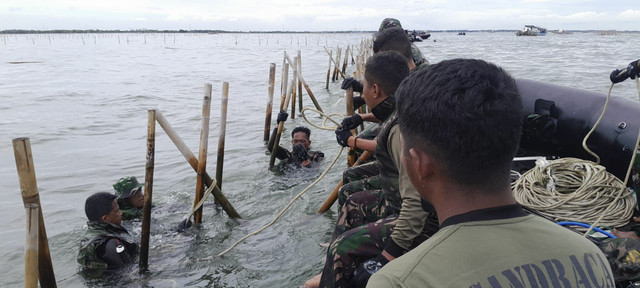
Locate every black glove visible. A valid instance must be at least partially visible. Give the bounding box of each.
[340,114,363,131]
[628,60,640,80]
[610,69,628,84]
[352,254,390,287]
[174,219,192,233]
[335,128,353,147]
[341,77,364,93]
[292,143,309,163]
[277,110,288,124]
[353,96,366,109]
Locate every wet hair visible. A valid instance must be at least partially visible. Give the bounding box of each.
[364,51,410,96]
[291,126,311,139]
[396,58,522,191]
[373,27,412,61]
[85,192,117,222]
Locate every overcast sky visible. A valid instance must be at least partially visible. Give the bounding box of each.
[1,0,639,31]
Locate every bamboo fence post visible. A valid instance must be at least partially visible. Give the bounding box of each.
[350,44,355,64]
[139,110,156,273]
[280,52,286,96]
[323,46,346,79]
[297,50,303,112]
[290,56,297,120]
[155,111,240,218]
[264,63,276,142]
[342,46,349,75]
[12,137,56,288]
[194,84,212,225]
[345,87,357,166]
[317,150,372,213]
[332,47,341,81]
[25,203,39,288]
[326,50,332,89]
[280,62,289,110]
[284,54,323,112]
[216,82,229,191]
[269,80,295,169]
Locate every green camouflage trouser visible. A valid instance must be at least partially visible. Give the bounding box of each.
[319,213,439,288]
[411,43,429,67]
[337,162,381,209]
[599,236,640,285]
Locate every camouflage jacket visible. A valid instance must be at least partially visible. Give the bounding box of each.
[77,221,138,274]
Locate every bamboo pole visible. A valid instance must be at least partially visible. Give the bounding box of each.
[297,50,303,112]
[284,54,323,112]
[323,46,346,79]
[216,82,229,191]
[139,110,156,273]
[332,47,341,81]
[194,84,212,225]
[342,46,349,75]
[290,56,297,120]
[12,137,56,288]
[280,52,286,96]
[155,111,241,218]
[317,150,373,213]
[264,63,276,142]
[269,80,295,169]
[280,62,289,110]
[25,203,39,288]
[326,50,332,89]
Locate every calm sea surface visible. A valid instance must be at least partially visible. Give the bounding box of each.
[1,31,639,287]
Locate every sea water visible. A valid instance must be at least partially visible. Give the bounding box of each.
[1,31,639,287]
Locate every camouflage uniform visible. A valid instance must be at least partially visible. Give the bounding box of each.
[599,236,640,286]
[267,128,324,166]
[77,221,138,276]
[113,176,145,221]
[378,18,429,67]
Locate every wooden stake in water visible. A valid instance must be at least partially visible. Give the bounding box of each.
[326,50,332,89]
[216,83,229,191]
[285,54,323,112]
[280,60,289,110]
[155,111,240,218]
[342,46,349,75]
[139,110,156,273]
[25,203,39,288]
[291,56,297,120]
[297,50,303,112]
[270,80,295,169]
[194,84,213,225]
[264,63,276,142]
[12,137,56,288]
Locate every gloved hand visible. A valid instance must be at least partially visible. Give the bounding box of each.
[628,60,640,80]
[610,69,628,84]
[335,128,353,147]
[352,254,390,287]
[341,77,364,93]
[292,143,309,163]
[340,114,363,131]
[277,110,288,124]
[353,96,366,109]
[174,219,192,233]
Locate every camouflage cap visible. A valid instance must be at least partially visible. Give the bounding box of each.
[113,176,144,199]
[379,18,403,32]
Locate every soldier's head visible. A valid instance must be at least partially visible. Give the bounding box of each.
[113,176,144,208]
[291,126,312,150]
[373,27,413,68]
[397,59,522,199]
[378,18,403,32]
[363,51,410,109]
[85,192,122,226]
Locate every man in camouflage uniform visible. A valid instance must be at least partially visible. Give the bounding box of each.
[378,18,429,67]
[78,192,138,276]
[113,176,145,220]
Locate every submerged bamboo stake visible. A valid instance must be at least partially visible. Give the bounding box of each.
[280,62,289,110]
[332,47,341,81]
[12,137,56,288]
[317,150,373,213]
[297,50,303,112]
[342,46,349,75]
[155,111,240,218]
[216,82,229,191]
[323,46,346,79]
[280,52,286,95]
[25,203,39,288]
[139,110,156,273]
[264,63,276,142]
[291,56,297,120]
[326,50,332,89]
[284,54,323,112]
[269,80,295,168]
[194,84,212,225]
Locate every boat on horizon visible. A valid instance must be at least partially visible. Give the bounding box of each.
[516,25,547,36]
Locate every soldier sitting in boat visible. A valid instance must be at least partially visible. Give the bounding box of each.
[77,192,138,276]
[112,176,145,220]
[268,111,324,168]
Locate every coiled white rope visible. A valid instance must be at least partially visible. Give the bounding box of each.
[216,107,345,257]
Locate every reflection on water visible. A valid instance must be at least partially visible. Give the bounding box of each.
[1,31,639,287]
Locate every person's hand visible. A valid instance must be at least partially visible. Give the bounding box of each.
[340,114,363,131]
[353,96,366,109]
[174,219,192,233]
[628,60,640,80]
[340,77,364,93]
[292,143,310,163]
[277,110,288,124]
[610,69,628,84]
[352,254,389,287]
[335,128,353,147]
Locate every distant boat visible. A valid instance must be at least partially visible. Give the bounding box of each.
[516,25,547,36]
[458,32,466,36]
[552,29,572,35]
[419,32,431,40]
